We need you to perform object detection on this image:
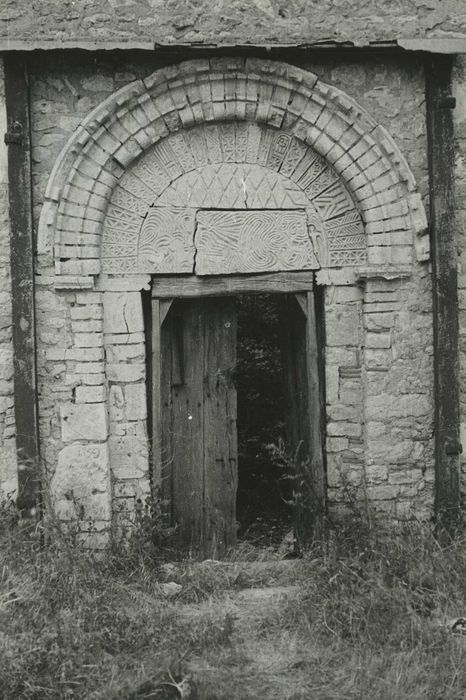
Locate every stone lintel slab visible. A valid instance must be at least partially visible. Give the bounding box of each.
[195,208,318,275]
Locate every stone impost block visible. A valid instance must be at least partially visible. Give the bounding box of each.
[52,443,111,521]
[103,292,144,335]
[60,402,108,442]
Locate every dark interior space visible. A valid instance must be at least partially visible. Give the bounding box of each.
[235,293,294,547]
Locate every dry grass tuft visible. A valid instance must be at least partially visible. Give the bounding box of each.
[0,505,465,699]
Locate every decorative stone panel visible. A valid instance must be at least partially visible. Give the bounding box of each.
[195,209,318,274]
[33,57,433,537]
[38,58,427,288]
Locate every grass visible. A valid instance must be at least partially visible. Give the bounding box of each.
[0,506,465,699]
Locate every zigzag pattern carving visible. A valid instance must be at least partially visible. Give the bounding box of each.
[38,58,428,287]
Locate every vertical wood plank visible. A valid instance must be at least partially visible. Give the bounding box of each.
[425,55,461,531]
[151,299,163,489]
[4,54,40,515]
[170,300,205,552]
[280,294,310,548]
[203,298,238,557]
[304,290,325,539]
[280,292,325,547]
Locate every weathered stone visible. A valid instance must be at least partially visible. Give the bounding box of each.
[327,422,362,438]
[326,305,361,347]
[326,437,349,452]
[106,363,145,383]
[365,464,389,483]
[60,403,108,442]
[364,312,395,331]
[4,53,439,540]
[75,385,106,403]
[365,348,392,368]
[365,332,391,349]
[52,443,111,521]
[124,383,147,421]
[74,332,104,348]
[103,292,144,334]
[109,435,149,479]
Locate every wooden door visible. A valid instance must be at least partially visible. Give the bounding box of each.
[153,296,237,557]
[280,291,325,547]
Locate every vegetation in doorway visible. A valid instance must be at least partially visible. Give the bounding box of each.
[235,293,293,547]
[1,498,465,700]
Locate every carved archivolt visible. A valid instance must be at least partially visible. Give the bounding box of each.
[38,58,428,287]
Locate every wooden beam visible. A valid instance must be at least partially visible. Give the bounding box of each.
[152,272,314,298]
[3,54,40,515]
[425,55,461,531]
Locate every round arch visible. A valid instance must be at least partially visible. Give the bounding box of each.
[38,57,428,287]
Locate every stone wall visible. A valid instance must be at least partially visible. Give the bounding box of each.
[2,1,466,49]
[25,51,434,537]
[0,57,16,502]
[453,56,466,500]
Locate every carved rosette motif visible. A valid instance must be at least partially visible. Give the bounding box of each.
[38,58,428,286]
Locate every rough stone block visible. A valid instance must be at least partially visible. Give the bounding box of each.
[109,435,149,479]
[124,383,147,421]
[60,402,108,442]
[365,464,388,483]
[106,363,145,383]
[103,292,144,334]
[71,320,104,333]
[104,332,145,345]
[74,332,104,348]
[364,312,395,331]
[365,332,391,349]
[52,443,111,521]
[71,305,104,320]
[326,437,349,452]
[326,305,361,347]
[75,385,106,403]
[365,484,400,500]
[365,348,392,368]
[327,422,362,438]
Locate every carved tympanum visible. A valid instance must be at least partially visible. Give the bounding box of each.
[101,123,366,274]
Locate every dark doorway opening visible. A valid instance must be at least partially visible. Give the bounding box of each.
[151,273,324,557]
[236,293,294,547]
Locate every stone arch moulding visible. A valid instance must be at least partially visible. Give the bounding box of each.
[38,57,428,287]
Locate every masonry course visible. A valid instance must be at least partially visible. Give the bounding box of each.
[0,47,452,540]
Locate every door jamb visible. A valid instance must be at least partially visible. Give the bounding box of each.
[150,270,326,543]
